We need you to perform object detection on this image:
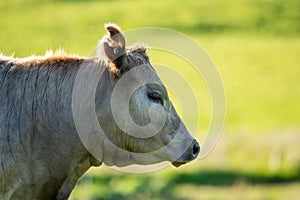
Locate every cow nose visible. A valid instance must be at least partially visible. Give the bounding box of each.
[172,139,200,167]
[192,139,200,159]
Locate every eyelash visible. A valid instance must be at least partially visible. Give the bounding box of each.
[148,92,163,106]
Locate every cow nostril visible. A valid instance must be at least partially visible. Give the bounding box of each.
[192,141,200,158]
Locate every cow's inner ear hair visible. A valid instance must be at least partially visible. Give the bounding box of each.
[97,23,126,69]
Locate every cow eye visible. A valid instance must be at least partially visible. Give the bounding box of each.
[147,92,163,105]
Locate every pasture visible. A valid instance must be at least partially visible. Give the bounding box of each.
[0,0,299,199]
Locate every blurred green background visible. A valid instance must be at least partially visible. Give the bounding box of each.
[1,0,299,199]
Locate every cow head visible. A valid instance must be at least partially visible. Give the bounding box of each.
[94,24,200,168]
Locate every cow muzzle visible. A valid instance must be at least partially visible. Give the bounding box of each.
[172,139,200,167]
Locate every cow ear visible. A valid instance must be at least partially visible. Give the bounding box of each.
[97,23,126,69]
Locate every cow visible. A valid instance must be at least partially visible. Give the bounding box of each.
[0,24,200,199]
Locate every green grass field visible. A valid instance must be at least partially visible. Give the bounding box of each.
[1,0,299,199]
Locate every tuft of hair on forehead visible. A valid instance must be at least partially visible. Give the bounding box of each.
[126,43,149,61]
[126,43,147,53]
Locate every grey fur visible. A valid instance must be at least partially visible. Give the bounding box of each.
[0,24,199,200]
[0,56,101,199]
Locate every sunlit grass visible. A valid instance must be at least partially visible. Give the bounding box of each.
[0,0,298,56]
[195,34,300,132]
[174,183,300,200]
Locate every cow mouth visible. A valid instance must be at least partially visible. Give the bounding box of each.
[172,161,187,167]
